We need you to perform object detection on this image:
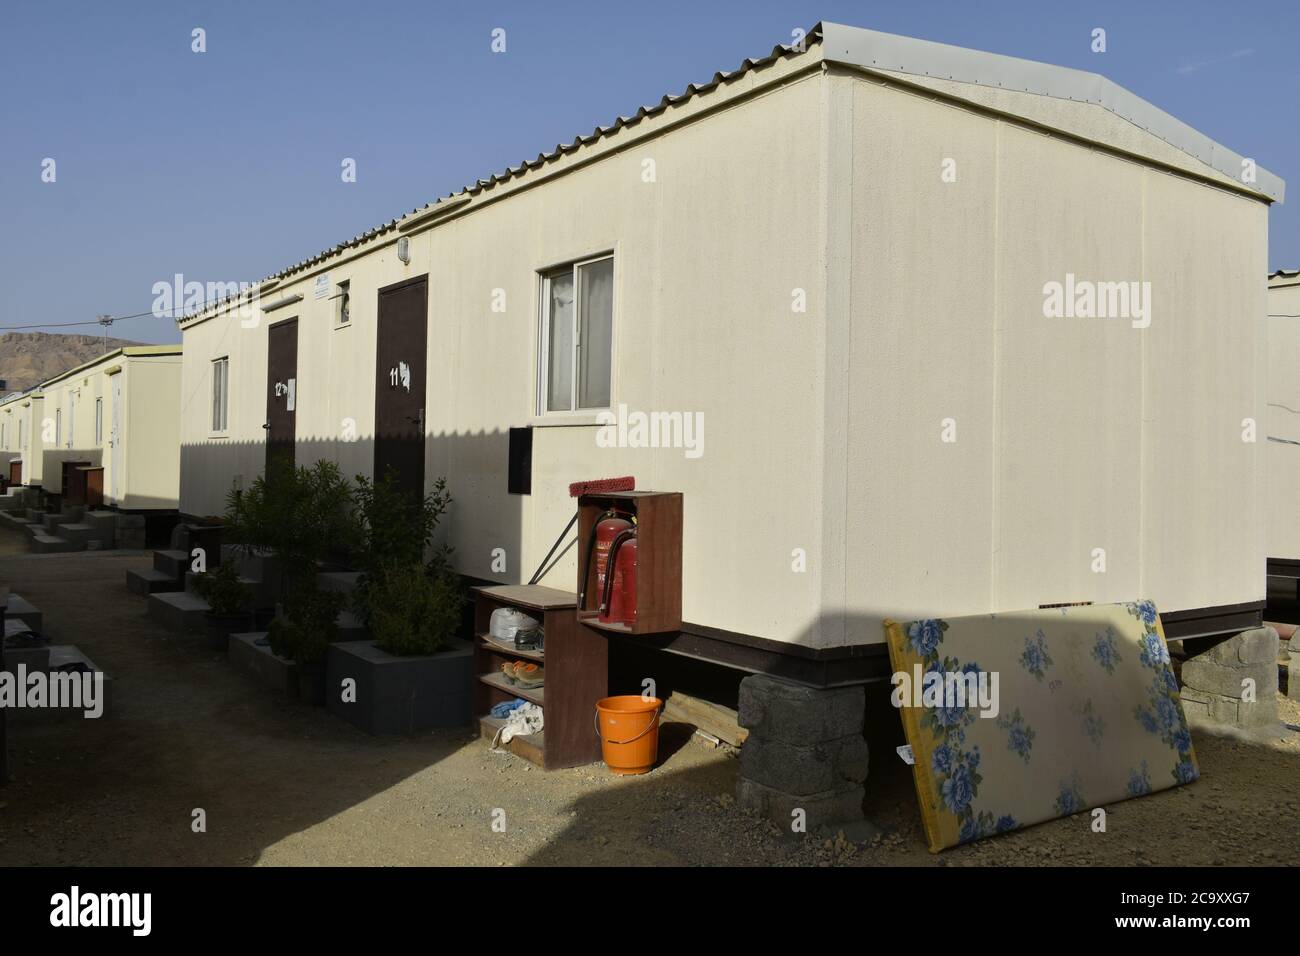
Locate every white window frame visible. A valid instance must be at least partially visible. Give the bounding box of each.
[536,253,615,418]
[95,397,103,444]
[55,408,62,447]
[212,356,229,433]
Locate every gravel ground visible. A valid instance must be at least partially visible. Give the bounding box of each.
[1,538,1297,867]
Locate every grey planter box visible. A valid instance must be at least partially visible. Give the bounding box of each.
[229,632,298,698]
[326,637,473,735]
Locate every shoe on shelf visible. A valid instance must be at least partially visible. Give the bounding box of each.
[513,662,544,689]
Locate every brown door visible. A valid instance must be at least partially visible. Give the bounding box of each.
[266,319,298,470]
[374,276,427,501]
[8,460,20,486]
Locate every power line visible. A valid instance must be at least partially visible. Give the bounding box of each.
[0,300,248,332]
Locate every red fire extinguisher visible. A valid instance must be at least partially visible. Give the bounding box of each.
[600,527,638,626]
[579,510,633,612]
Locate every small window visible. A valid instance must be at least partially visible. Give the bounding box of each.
[55,408,62,447]
[95,398,103,444]
[335,280,351,327]
[538,255,613,414]
[212,357,229,432]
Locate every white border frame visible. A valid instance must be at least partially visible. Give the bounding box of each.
[535,250,616,421]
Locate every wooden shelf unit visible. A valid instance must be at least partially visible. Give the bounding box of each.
[471,584,606,770]
[576,490,682,635]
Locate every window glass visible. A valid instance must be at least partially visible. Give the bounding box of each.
[577,258,613,409]
[546,272,575,412]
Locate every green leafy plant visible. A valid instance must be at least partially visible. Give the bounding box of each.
[352,471,464,654]
[193,559,249,617]
[224,456,359,665]
[268,586,344,665]
[368,562,463,656]
[351,473,450,576]
[225,456,359,593]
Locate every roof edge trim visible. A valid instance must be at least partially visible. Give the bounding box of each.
[819,22,1284,203]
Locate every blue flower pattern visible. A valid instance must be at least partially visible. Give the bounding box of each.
[996,707,1035,764]
[1080,698,1106,748]
[1127,760,1151,796]
[1054,774,1085,816]
[1126,601,1198,786]
[1020,629,1054,681]
[892,600,1198,851]
[1091,627,1122,674]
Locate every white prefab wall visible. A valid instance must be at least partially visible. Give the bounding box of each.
[1267,279,1300,560]
[180,51,1273,651]
[34,350,182,509]
[830,68,1268,646]
[181,63,829,646]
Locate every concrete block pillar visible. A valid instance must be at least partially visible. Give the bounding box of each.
[1179,626,1279,729]
[116,514,146,551]
[735,674,867,831]
[1282,640,1300,703]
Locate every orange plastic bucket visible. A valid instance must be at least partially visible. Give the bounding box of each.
[595,695,662,775]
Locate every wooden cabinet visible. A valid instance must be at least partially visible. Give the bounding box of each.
[576,490,682,635]
[471,585,607,770]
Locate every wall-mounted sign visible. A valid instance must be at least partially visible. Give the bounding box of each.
[275,378,297,411]
[314,274,330,300]
[389,361,411,392]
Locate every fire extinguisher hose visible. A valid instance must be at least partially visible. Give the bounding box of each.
[578,510,634,610]
[599,528,637,615]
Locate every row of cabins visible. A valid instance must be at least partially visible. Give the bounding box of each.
[1,26,1293,794]
[0,346,182,511]
[172,22,1284,671]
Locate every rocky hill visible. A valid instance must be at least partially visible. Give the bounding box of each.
[0,331,144,393]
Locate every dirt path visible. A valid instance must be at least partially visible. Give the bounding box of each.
[1,536,1297,866]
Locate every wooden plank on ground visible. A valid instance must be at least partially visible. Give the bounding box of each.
[662,690,747,746]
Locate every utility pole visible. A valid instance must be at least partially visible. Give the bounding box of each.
[97,314,113,352]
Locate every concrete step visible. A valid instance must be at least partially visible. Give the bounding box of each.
[147,589,210,631]
[9,645,113,723]
[153,549,190,578]
[56,522,105,547]
[84,510,117,546]
[4,593,43,632]
[0,492,26,513]
[228,632,297,697]
[126,567,182,596]
[0,510,34,531]
[41,513,71,533]
[31,533,81,554]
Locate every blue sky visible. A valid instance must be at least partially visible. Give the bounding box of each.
[1,0,1295,344]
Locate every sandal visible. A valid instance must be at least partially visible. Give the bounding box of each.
[513,662,544,689]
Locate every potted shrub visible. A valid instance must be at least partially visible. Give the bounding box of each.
[224,456,358,702]
[269,585,344,704]
[327,473,471,733]
[193,559,251,652]
[367,560,464,657]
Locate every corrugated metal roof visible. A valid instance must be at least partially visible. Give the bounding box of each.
[36,344,183,390]
[184,20,1281,323]
[1269,268,1300,280]
[181,25,824,321]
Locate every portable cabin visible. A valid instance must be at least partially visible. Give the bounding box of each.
[36,346,183,510]
[177,22,1281,682]
[1267,269,1300,590]
[0,389,44,489]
